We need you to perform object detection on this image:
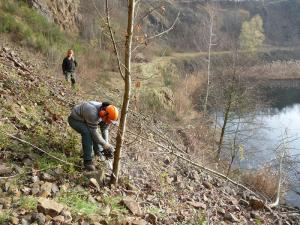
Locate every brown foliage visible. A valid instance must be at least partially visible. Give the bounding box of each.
[241,167,279,200]
[174,73,205,119]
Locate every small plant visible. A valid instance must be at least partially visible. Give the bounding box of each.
[102,195,128,215]
[0,123,15,150]
[57,190,100,216]
[0,211,10,224]
[37,152,80,173]
[196,213,207,225]
[19,196,38,211]
[146,205,167,220]
[255,218,264,225]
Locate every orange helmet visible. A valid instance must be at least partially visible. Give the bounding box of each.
[99,105,119,124]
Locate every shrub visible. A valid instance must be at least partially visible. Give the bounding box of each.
[102,195,128,215]
[140,88,172,114]
[173,73,203,118]
[0,123,15,150]
[57,190,100,216]
[0,211,10,224]
[0,0,76,60]
[19,196,38,211]
[241,166,279,199]
[1,0,17,14]
[0,14,15,32]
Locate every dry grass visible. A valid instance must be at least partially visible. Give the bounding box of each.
[241,166,279,199]
[243,60,300,80]
[174,72,206,119]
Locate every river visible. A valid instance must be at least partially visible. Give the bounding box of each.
[236,87,300,207]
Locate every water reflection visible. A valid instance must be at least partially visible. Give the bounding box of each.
[241,88,300,207]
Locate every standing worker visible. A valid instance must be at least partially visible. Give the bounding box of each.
[68,101,119,171]
[62,49,78,88]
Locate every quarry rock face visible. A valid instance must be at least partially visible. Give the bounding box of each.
[28,0,82,33]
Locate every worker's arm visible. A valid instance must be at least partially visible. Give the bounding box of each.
[89,128,107,146]
[99,122,113,158]
[74,60,78,67]
[83,104,110,147]
[99,121,109,142]
[62,58,67,74]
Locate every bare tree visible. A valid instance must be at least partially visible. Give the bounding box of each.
[103,0,179,184]
[203,5,217,114]
[105,0,135,185]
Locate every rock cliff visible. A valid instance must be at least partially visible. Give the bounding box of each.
[28,0,81,33]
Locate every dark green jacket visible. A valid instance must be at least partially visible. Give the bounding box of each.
[62,57,77,74]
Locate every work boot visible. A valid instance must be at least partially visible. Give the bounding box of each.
[84,160,95,171]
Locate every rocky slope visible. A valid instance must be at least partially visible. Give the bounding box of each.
[26,0,300,51]
[0,41,300,225]
[28,0,81,33]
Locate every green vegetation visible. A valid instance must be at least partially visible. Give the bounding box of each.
[196,213,207,225]
[240,15,265,52]
[19,196,38,211]
[255,218,264,225]
[146,205,167,220]
[102,195,128,215]
[0,211,10,224]
[57,190,100,216]
[0,123,15,150]
[0,0,80,58]
[37,151,80,173]
[140,87,174,116]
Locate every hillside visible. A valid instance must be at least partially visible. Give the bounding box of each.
[26,0,300,52]
[1,0,300,224]
[0,31,300,225]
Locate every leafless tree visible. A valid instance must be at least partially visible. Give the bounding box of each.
[203,4,217,114]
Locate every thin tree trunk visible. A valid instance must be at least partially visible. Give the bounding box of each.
[269,133,286,208]
[203,14,214,114]
[226,117,240,176]
[217,93,232,159]
[110,0,135,185]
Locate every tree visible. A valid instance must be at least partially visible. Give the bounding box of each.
[105,0,135,185]
[105,0,179,184]
[203,4,217,114]
[239,15,265,53]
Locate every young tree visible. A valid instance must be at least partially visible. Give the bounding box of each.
[105,0,135,185]
[203,4,217,114]
[239,15,265,53]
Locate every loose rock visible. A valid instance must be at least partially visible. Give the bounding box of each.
[202,181,213,190]
[37,197,64,217]
[239,199,249,207]
[120,197,143,216]
[32,213,46,225]
[0,164,12,176]
[61,209,72,223]
[188,201,207,209]
[224,212,239,223]
[40,182,53,197]
[249,196,265,210]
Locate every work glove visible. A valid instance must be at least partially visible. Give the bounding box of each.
[103,143,114,159]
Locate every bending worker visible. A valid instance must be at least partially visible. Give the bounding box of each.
[68,101,119,171]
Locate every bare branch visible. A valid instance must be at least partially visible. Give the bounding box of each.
[136,4,165,23]
[92,0,106,22]
[145,11,180,41]
[105,0,125,80]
